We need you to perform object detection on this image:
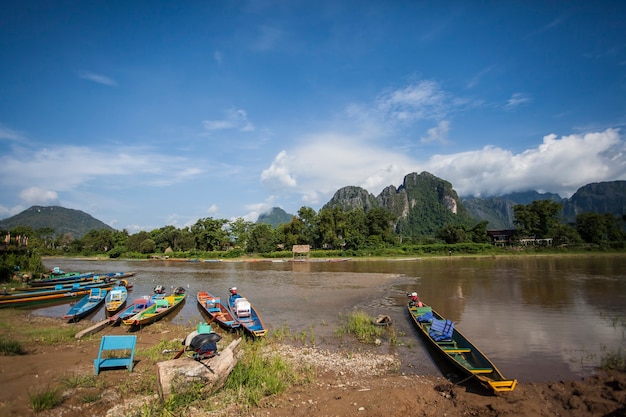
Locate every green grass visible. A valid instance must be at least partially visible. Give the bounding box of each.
[221,338,312,409]
[28,386,63,412]
[0,337,23,355]
[24,325,76,345]
[600,347,626,371]
[335,309,387,344]
[61,374,98,389]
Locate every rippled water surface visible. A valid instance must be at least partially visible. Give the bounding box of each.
[34,255,626,382]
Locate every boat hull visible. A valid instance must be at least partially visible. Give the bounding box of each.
[63,289,107,322]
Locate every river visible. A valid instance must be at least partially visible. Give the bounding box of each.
[33,255,626,383]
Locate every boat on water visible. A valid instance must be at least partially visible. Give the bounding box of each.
[28,271,96,287]
[0,279,131,307]
[197,290,240,331]
[227,287,266,337]
[123,287,186,328]
[407,296,517,393]
[109,295,154,324]
[28,271,134,288]
[104,284,129,317]
[63,288,107,322]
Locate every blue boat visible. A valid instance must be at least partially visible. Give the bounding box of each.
[227,287,266,337]
[63,288,107,322]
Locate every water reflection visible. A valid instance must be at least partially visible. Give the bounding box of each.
[34,255,626,382]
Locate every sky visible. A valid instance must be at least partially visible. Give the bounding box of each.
[1,1,626,233]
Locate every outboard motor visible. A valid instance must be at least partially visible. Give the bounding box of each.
[174,286,186,295]
[154,285,165,294]
[189,332,222,361]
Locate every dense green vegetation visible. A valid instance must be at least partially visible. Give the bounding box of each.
[1,200,625,278]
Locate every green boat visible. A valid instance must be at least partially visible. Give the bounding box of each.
[123,287,186,327]
[408,301,517,393]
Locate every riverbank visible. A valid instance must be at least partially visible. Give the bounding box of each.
[0,310,624,417]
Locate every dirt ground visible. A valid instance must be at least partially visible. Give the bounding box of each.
[0,312,625,417]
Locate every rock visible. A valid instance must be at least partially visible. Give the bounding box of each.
[156,337,242,399]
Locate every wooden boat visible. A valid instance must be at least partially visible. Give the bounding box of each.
[197,290,240,331]
[29,271,95,287]
[104,284,129,316]
[63,288,107,322]
[407,302,517,393]
[227,287,266,337]
[0,278,122,305]
[109,294,156,324]
[123,287,186,327]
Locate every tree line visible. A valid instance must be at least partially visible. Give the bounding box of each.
[2,200,625,259]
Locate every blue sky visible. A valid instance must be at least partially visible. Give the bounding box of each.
[1,1,625,233]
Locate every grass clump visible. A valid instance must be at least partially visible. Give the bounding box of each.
[61,374,98,389]
[335,309,386,344]
[222,339,311,409]
[600,347,626,371]
[28,386,63,412]
[0,336,23,355]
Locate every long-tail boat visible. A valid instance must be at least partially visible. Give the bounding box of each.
[407,299,517,393]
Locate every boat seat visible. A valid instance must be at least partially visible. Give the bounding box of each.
[469,368,493,374]
[94,335,137,375]
[442,347,471,353]
[429,318,454,341]
[415,306,433,323]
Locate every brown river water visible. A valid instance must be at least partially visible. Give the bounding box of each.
[32,255,626,383]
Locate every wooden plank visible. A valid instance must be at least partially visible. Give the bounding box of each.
[75,319,111,339]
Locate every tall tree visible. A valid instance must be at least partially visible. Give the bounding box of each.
[365,208,396,246]
[229,218,254,250]
[248,223,277,253]
[191,217,229,251]
[297,206,319,246]
[513,200,563,238]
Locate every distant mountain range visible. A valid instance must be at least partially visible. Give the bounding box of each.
[0,205,114,238]
[2,173,625,237]
[267,173,626,232]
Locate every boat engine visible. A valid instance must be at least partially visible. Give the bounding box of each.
[189,332,222,361]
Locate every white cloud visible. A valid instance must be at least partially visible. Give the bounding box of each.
[207,204,218,214]
[203,108,254,132]
[19,187,58,205]
[425,128,626,197]
[261,133,415,204]
[77,71,118,86]
[420,120,450,144]
[259,128,626,206]
[0,126,24,141]
[505,93,531,109]
[0,144,203,192]
[376,80,447,122]
[260,150,297,189]
[214,51,222,64]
